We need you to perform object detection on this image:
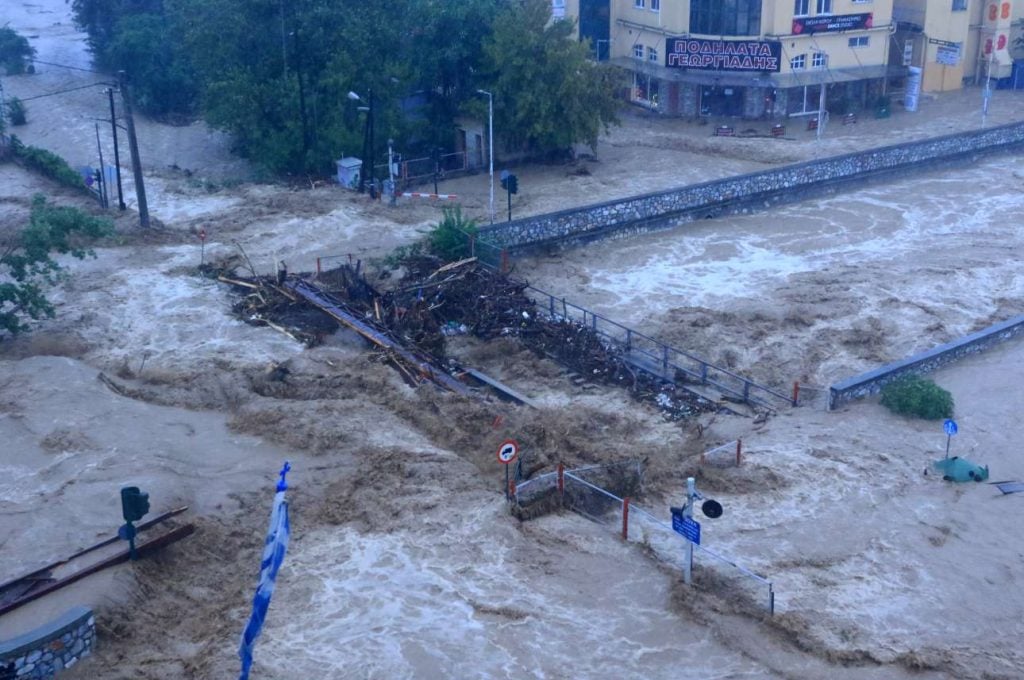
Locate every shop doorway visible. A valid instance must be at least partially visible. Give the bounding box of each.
[700,87,745,117]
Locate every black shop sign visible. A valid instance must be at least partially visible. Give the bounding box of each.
[792,13,873,34]
[666,37,781,72]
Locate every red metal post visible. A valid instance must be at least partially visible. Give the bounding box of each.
[500,249,509,274]
[792,381,800,406]
[622,497,630,540]
[557,463,564,495]
[509,478,516,500]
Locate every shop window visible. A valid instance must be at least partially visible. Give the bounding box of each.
[791,54,806,70]
[848,36,869,48]
[816,0,832,14]
[812,52,828,69]
[648,46,659,62]
[951,0,967,9]
[794,0,810,16]
[634,44,644,59]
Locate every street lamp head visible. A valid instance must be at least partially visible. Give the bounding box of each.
[347,91,361,101]
[477,89,491,97]
[357,106,370,112]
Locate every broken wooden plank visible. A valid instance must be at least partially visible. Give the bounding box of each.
[463,368,538,408]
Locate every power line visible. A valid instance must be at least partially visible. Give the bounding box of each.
[16,81,113,103]
[31,58,103,74]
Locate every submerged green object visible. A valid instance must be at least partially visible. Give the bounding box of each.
[933,456,989,483]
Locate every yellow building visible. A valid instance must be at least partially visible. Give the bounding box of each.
[893,0,1023,93]
[569,0,905,118]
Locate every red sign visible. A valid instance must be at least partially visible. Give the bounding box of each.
[496,439,519,465]
[198,228,207,242]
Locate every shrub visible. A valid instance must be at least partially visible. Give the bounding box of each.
[0,27,36,75]
[880,375,954,420]
[10,136,90,193]
[8,97,26,126]
[427,206,478,261]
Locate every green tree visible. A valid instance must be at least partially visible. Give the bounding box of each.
[0,26,36,75]
[0,195,113,336]
[106,13,197,117]
[483,0,620,158]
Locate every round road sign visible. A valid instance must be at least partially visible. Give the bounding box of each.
[496,439,519,465]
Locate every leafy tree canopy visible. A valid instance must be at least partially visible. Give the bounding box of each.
[1,195,113,336]
[484,0,620,157]
[0,26,37,75]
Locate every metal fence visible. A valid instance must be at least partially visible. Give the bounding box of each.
[700,440,742,468]
[526,284,794,412]
[376,151,471,188]
[512,462,775,615]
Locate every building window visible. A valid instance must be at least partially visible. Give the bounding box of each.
[634,0,644,8]
[951,0,967,9]
[794,0,810,15]
[812,51,828,69]
[816,0,833,13]
[634,44,644,59]
[903,41,913,65]
[791,54,806,70]
[690,0,761,36]
[648,46,658,62]
[651,0,660,10]
[848,36,869,48]
[552,0,566,19]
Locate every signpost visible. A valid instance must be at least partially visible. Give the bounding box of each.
[198,228,207,266]
[944,418,958,458]
[497,439,519,500]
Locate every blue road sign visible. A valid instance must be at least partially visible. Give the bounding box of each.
[944,419,958,436]
[672,513,701,545]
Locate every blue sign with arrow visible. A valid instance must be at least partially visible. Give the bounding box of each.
[944,419,958,436]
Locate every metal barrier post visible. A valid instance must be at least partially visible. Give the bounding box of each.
[508,478,516,501]
[743,380,751,403]
[700,363,708,384]
[622,497,630,540]
[736,439,742,466]
[792,381,800,406]
[662,345,669,371]
[625,329,632,352]
[557,463,564,496]
[769,584,775,615]
[316,257,321,277]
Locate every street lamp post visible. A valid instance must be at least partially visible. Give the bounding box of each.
[348,90,374,194]
[477,89,494,225]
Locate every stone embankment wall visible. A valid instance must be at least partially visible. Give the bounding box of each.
[828,315,1024,410]
[0,607,95,679]
[478,121,1024,250]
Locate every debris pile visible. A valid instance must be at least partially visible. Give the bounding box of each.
[216,255,716,420]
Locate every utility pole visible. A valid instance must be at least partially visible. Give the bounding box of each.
[107,87,126,210]
[118,71,149,228]
[94,123,107,208]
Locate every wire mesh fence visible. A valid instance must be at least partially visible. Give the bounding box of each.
[700,440,742,468]
[512,461,775,615]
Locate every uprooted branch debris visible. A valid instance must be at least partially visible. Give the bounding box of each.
[215,254,716,420]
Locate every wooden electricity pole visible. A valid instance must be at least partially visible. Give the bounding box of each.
[118,71,150,228]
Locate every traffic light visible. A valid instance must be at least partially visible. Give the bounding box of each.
[121,486,150,523]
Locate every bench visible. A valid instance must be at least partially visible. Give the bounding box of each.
[770,124,785,138]
[714,126,734,137]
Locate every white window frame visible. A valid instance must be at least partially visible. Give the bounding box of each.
[633,44,645,59]
[634,0,645,8]
[648,46,659,62]
[794,0,810,16]
[851,0,872,3]
[812,51,828,69]
[650,0,660,10]
[816,0,833,14]
[848,36,869,48]
[790,54,806,70]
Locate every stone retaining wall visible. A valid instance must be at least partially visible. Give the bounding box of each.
[478,121,1024,250]
[0,607,95,679]
[828,314,1024,410]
